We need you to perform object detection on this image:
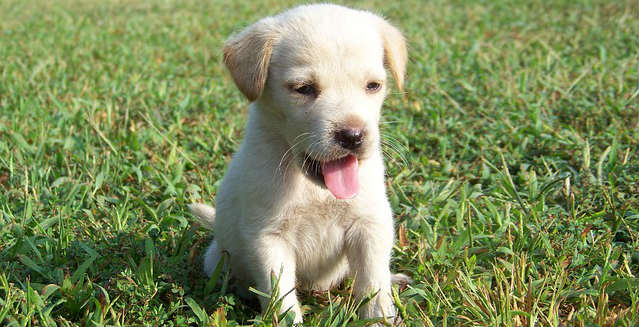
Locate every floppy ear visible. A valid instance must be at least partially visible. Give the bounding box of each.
[377,18,407,91]
[223,18,277,101]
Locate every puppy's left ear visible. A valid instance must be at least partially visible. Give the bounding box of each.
[377,18,407,91]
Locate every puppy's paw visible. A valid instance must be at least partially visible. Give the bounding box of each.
[391,273,413,286]
[359,290,396,322]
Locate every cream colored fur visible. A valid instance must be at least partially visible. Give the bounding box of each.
[189,4,410,324]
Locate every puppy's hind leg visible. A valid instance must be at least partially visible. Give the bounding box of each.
[203,241,222,277]
[188,203,216,228]
[189,203,222,277]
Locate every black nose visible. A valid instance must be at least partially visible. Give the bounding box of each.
[335,128,364,150]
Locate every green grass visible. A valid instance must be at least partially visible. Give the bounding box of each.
[0,0,637,326]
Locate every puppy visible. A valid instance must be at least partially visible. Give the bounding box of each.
[190,4,408,324]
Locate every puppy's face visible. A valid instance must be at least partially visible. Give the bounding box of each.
[223,5,407,198]
[264,24,387,182]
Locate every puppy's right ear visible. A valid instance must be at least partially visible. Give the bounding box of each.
[223,18,277,102]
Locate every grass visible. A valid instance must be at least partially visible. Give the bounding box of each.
[0,0,637,325]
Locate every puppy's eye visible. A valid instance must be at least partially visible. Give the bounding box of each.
[294,84,317,96]
[366,81,382,93]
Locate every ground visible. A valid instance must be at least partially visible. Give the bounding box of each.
[0,0,637,326]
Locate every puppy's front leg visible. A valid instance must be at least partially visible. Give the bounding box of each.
[253,235,302,324]
[345,219,395,320]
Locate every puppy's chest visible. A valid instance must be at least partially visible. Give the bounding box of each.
[288,198,351,221]
[280,200,353,259]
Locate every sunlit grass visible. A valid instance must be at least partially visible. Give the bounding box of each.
[0,0,637,325]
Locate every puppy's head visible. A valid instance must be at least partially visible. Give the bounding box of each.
[223,4,407,199]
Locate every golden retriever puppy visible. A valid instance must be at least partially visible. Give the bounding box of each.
[190,3,409,324]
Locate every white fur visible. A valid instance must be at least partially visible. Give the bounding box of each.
[190,4,409,324]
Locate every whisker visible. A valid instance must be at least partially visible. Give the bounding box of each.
[381,133,407,151]
[386,91,408,96]
[382,144,408,168]
[277,133,312,175]
[381,148,397,166]
[380,133,409,169]
[381,139,408,162]
[302,140,323,175]
[381,138,406,157]
[274,133,313,185]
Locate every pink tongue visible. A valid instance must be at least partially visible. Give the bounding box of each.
[321,155,359,199]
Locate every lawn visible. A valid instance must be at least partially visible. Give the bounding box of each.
[0,0,637,326]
